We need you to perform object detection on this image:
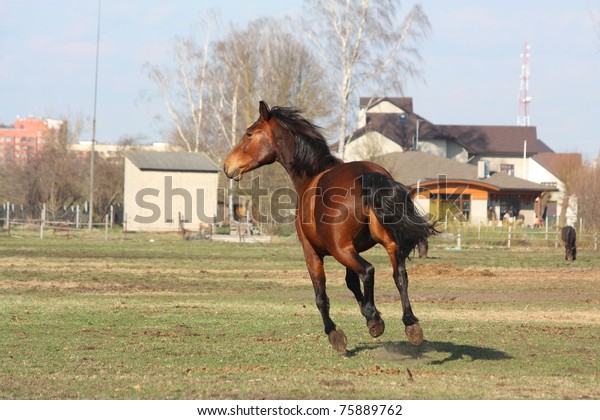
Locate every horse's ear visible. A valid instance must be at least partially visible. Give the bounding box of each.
[259,100,270,121]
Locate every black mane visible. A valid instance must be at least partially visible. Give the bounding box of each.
[270,106,341,178]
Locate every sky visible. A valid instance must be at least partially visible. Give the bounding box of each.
[1,0,599,160]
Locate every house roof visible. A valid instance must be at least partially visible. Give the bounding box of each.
[536,139,555,153]
[429,124,539,156]
[531,152,582,180]
[348,112,437,150]
[125,150,220,173]
[379,151,557,193]
[359,97,414,113]
[349,97,543,157]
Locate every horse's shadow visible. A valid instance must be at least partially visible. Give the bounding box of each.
[347,340,512,365]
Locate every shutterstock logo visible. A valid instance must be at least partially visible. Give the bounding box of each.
[130,174,448,226]
[134,176,214,224]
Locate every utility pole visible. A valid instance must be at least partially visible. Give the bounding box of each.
[88,0,101,230]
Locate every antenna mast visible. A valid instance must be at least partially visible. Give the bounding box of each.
[517,42,531,126]
[88,0,101,230]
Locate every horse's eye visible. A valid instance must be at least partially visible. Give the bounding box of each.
[246,130,253,138]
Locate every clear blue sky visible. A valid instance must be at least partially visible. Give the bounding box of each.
[1,0,598,159]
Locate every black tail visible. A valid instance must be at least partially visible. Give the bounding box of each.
[362,173,438,258]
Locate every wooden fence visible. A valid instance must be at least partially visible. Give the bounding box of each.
[433,223,599,251]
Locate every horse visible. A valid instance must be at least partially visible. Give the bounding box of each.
[224,101,437,353]
[561,226,576,261]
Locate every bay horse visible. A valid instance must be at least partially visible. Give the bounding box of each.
[224,101,437,353]
[561,226,576,261]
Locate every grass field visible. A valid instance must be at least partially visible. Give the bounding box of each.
[1,231,599,399]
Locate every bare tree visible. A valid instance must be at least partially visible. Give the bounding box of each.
[14,118,87,220]
[538,153,583,227]
[572,155,600,230]
[91,154,123,222]
[146,13,334,164]
[210,17,335,154]
[302,0,430,158]
[145,12,218,157]
[209,17,336,226]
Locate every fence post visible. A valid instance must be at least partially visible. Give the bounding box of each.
[507,225,511,249]
[104,213,109,241]
[6,201,10,237]
[40,203,46,239]
[554,229,559,249]
[457,231,461,249]
[594,233,598,251]
[76,204,80,229]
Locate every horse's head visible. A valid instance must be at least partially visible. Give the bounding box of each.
[224,101,279,181]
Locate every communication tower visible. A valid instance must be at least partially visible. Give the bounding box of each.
[517,42,531,126]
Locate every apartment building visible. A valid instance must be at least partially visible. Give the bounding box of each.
[0,117,63,164]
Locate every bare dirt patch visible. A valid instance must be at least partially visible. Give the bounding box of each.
[411,263,495,278]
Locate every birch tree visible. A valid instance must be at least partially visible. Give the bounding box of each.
[209,17,336,224]
[210,17,335,150]
[302,0,430,159]
[573,155,600,230]
[145,13,217,157]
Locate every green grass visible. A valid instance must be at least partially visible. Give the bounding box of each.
[1,232,599,399]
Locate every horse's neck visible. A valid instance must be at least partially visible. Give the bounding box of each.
[276,133,341,192]
[283,166,313,193]
[283,161,340,195]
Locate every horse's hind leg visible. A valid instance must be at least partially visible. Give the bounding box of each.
[385,245,423,346]
[345,267,384,337]
[335,251,385,338]
[345,268,364,306]
[370,215,422,345]
[397,261,423,345]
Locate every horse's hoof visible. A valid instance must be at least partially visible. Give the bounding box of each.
[405,323,423,346]
[367,318,385,338]
[328,329,348,353]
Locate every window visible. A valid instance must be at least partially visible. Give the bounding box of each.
[500,164,515,176]
[430,193,471,221]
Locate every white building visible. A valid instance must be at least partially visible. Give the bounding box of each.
[123,151,220,232]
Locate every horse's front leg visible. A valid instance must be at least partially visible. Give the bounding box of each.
[303,248,347,353]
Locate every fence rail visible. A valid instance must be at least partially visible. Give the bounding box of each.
[3,202,599,250]
[1,201,118,239]
[432,223,599,251]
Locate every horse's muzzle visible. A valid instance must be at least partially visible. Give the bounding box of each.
[223,163,242,181]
